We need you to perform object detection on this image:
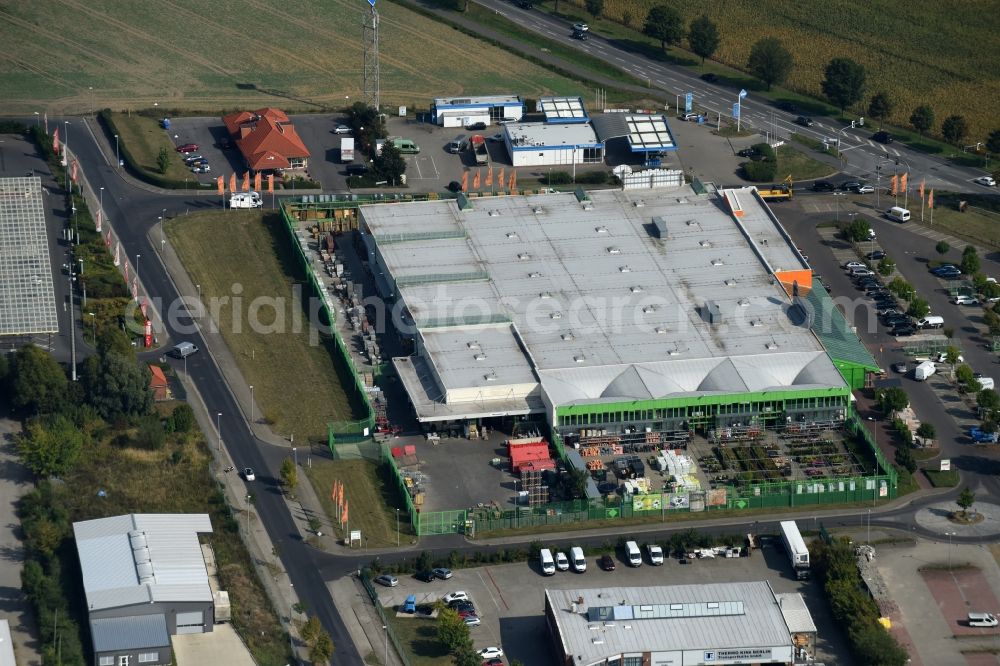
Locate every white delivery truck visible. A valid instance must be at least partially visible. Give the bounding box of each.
[647,543,664,565]
[229,191,263,209]
[341,137,355,162]
[570,546,587,573]
[625,541,642,567]
[539,548,555,575]
[914,360,937,381]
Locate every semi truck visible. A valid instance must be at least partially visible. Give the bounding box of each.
[470,134,489,165]
[341,137,355,163]
[779,520,810,579]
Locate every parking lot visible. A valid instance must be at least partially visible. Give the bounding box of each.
[376,539,848,665]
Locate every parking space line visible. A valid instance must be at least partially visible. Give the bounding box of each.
[481,567,509,611]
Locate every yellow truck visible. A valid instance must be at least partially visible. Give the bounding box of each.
[758,175,794,201]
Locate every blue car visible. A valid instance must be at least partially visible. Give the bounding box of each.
[969,427,998,443]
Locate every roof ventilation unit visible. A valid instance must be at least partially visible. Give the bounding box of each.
[686,219,700,227]
[668,348,682,356]
[532,206,543,214]
[703,301,722,324]
[725,278,738,286]
[711,258,723,267]
[488,210,501,217]
[467,341,480,350]
[574,355,586,363]
[700,240,712,248]
[750,319,762,327]
[619,265,632,273]
[484,371,498,381]
[651,216,668,239]
[738,298,750,307]
[474,353,487,361]
[607,247,621,254]
[630,286,643,293]
[633,199,645,208]
[595,225,608,234]
[550,312,563,319]
[766,341,779,350]
[561,332,575,341]
[506,231,519,239]
[539,291,553,299]
[518,252,531,260]
[654,326,667,335]
[529,271,542,278]
[642,305,656,314]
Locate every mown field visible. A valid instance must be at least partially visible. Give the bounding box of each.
[0,0,583,114]
[560,0,1000,140]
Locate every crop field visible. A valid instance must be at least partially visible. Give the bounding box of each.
[561,0,1000,140]
[0,0,582,114]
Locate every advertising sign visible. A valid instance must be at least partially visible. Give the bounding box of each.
[685,92,693,113]
[632,494,662,511]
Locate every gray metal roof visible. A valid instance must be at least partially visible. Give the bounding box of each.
[432,95,521,107]
[0,177,58,335]
[74,514,213,612]
[91,615,171,653]
[775,593,817,634]
[547,582,798,665]
[504,122,602,149]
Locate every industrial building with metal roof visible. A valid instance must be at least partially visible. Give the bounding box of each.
[362,185,872,433]
[73,513,220,666]
[0,176,58,339]
[430,94,524,127]
[501,121,605,167]
[544,582,817,666]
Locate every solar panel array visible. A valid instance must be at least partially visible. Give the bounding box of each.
[539,96,589,122]
[625,114,677,152]
[0,177,59,335]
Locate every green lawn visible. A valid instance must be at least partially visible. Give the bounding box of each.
[923,469,960,487]
[776,145,838,181]
[107,112,193,182]
[912,201,1000,249]
[166,210,361,441]
[384,613,450,666]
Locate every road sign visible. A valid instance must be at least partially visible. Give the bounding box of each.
[685,93,693,113]
[732,103,740,119]
[739,89,748,99]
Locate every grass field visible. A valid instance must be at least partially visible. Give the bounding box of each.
[552,0,1000,140]
[776,145,838,181]
[0,0,587,114]
[108,112,193,182]
[385,614,450,666]
[167,210,360,441]
[304,458,411,549]
[923,469,959,488]
[912,200,1000,249]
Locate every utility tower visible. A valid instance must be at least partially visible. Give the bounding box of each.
[363,0,380,111]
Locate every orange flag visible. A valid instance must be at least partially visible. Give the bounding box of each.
[497,167,505,190]
[889,175,898,196]
[900,172,908,192]
[70,160,78,183]
[486,166,493,187]
[52,127,60,155]
[229,173,237,193]
[267,174,274,193]
[919,179,925,200]
[928,189,934,209]
[254,172,261,192]
[330,480,338,501]
[342,500,349,526]
[242,171,250,192]
[338,479,344,507]
[216,176,224,195]
[509,170,517,191]
[460,171,468,192]
[473,170,481,190]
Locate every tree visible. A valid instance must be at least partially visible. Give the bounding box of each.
[171,403,195,433]
[437,608,469,651]
[643,5,684,52]
[821,58,866,111]
[887,277,915,301]
[845,218,872,243]
[867,92,894,129]
[956,486,975,517]
[910,104,935,136]
[987,129,1000,155]
[877,257,895,276]
[309,630,333,664]
[978,388,1000,417]
[916,423,936,440]
[585,0,603,18]
[961,246,980,275]
[906,297,930,319]
[10,345,67,416]
[156,148,170,174]
[135,414,166,450]
[373,140,406,184]
[687,15,720,64]
[18,415,85,478]
[877,387,909,415]
[81,352,153,419]
[554,466,589,500]
[941,115,968,146]
[280,458,298,492]
[956,364,976,390]
[746,38,793,91]
[345,102,386,154]
[454,646,481,666]
[935,240,950,255]
[982,282,1000,302]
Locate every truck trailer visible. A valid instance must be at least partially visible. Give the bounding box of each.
[779,520,810,579]
[470,134,489,165]
[341,137,355,163]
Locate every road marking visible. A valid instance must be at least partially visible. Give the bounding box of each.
[868,139,878,149]
[891,147,900,156]
[476,568,508,612]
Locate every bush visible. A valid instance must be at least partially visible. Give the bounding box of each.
[877,257,895,276]
[907,297,930,319]
[742,159,778,182]
[845,218,872,243]
[545,171,574,185]
[134,414,166,450]
[916,423,936,439]
[935,240,950,254]
[887,277,915,301]
[171,403,195,433]
[576,170,610,184]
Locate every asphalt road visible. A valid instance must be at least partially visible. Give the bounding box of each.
[464,0,992,193]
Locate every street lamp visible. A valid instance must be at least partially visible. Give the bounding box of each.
[33,111,39,127]
[382,624,388,666]
[396,508,400,547]
[246,494,252,536]
[832,191,846,223]
[292,446,297,467]
[160,207,166,251]
[89,311,96,345]
[114,134,119,170]
[249,385,254,424]
[135,254,141,282]
[946,531,956,570]
[99,186,104,223]
[217,412,222,450]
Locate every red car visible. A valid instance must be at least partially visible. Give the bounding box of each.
[599,554,616,571]
[175,143,199,154]
[482,660,503,666]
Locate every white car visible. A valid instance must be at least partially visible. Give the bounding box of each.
[973,176,996,187]
[951,295,980,306]
[333,124,351,134]
[555,552,569,571]
[935,351,964,363]
[844,261,866,270]
[243,467,255,481]
[856,184,875,194]
[479,647,504,659]
[443,591,469,604]
[463,615,481,626]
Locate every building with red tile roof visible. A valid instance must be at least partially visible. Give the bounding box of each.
[148,364,170,401]
[221,108,310,173]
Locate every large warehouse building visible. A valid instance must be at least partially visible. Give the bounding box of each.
[361,185,876,438]
[544,582,817,666]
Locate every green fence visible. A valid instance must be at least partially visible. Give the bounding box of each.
[384,444,418,533]
[360,572,411,666]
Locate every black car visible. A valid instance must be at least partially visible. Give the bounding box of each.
[812,180,836,191]
[414,570,436,582]
[451,602,476,612]
[873,131,893,144]
[891,323,918,336]
[345,163,368,176]
[737,147,760,158]
[839,181,862,191]
[876,305,900,316]
[700,73,718,83]
[599,554,616,571]
[515,0,533,7]
[465,122,487,131]
[882,314,911,326]
[866,250,886,260]
[795,116,814,126]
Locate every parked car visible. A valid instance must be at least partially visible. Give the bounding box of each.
[464,121,487,131]
[555,552,570,571]
[191,165,211,173]
[482,659,504,666]
[414,570,436,582]
[840,181,863,191]
[872,131,893,144]
[876,305,900,316]
[700,73,718,83]
[599,554,616,571]
[375,575,398,587]
[457,609,478,618]
[451,602,476,613]
[970,426,999,443]
[795,116,814,126]
[881,314,911,327]
[433,567,453,580]
[443,591,469,604]
[243,468,255,481]
[844,261,867,270]
[934,351,964,363]
[333,124,351,134]
[515,0,533,7]
[812,180,836,191]
[183,154,205,164]
[175,143,199,153]
[777,101,797,113]
[463,615,481,626]
[892,361,908,374]
[952,295,980,305]
[891,322,918,336]
[737,147,760,158]
[974,176,997,187]
[856,184,876,194]
[866,250,886,260]
[479,647,504,659]
[680,112,701,122]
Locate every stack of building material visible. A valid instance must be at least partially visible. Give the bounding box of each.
[508,438,554,474]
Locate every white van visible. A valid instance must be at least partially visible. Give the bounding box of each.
[555,551,569,571]
[570,546,587,573]
[885,206,911,222]
[977,377,995,391]
[230,191,263,209]
[539,548,556,576]
[917,315,944,329]
[169,341,199,358]
[625,541,642,567]
[647,543,664,565]
[968,612,998,627]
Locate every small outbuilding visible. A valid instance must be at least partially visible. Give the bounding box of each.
[148,364,170,401]
[430,95,523,127]
[502,122,604,167]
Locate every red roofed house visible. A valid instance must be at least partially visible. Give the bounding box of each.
[221,108,310,173]
[148,364,170,401]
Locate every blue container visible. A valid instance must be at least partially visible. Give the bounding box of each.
[161,118,171,129]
